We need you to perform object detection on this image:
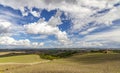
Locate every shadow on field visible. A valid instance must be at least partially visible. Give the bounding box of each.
[29,70,78,73]
[67,53,120,64]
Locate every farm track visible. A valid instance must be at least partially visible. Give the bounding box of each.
[0,60,50,65]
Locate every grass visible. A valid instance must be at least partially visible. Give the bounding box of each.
[1,52,120,73]
[0,54,45,63]
[68,53,120,64]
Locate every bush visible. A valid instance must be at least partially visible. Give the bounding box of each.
[40,54,59,60]
[54,51,77,58]
[39,51,78,60]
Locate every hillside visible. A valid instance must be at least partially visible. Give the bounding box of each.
[0,52,120,73]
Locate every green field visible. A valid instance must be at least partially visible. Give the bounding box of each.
[0,52,120,73]
[0,54,45,63]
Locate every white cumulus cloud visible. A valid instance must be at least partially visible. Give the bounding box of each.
[0,19,12,34]
[24,19,70,44]
[0,36,44,47]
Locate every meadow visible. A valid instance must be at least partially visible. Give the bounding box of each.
[0,50,120,73]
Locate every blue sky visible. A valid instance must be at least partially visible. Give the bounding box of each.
[0,0,120,49]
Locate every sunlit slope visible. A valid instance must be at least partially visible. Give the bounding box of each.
[0,54,45,63]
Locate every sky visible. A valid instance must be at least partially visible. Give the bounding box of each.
[0,0,120,49]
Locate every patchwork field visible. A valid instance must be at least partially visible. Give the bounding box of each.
[0,52,120,73]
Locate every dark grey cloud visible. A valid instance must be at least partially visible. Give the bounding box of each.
[43,0,77,4]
